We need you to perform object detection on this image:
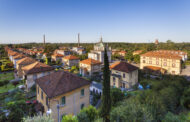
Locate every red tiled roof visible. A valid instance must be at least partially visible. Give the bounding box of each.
[36,71,90,98]
[63,55,79,60]
[80,58,101,65]
[110,61,138,73]
[17,57,36,65]
[141,51,182,60]
[22,62,54,75]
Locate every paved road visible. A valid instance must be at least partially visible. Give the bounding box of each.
[181,65,190,81]
[181,66,190,76]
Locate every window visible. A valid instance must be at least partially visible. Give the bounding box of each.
[62,96,66,105]
[46,97,48,106]
[143,60,145,63]
[172,71,175,74]
[41,91,43,100]
[156,61,159,65]
[149,61,152,64]
[122,83,125,88]
[81,89,84,96]
[123,73,125,78]
[164,62,167,66]
[156,58,159,60]
[172,63,175,68]
[164,59,167,61]
[33,74,37,80]
[149,57,152,60]
[81,104,85,109]
[113,77,115,82]
[143,57,145,59]
[113,81,115,86]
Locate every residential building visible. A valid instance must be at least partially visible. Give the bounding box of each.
[154,50,188,61]
[51,54,64,62]
[133,50,143,55]
[22,62,54,90]
[16,57,36,78]
[56,50,71,56]
[62,55,79,67]
[110,61,138,90]
[79,58,101,77]
[140,51,182,75]
[12,54,26,68]
[88,37,111,63]
[118,51,127,57]
[36,71,90,122]
[90,81,102,95]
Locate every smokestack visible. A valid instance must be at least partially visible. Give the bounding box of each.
[43,34,45,47]
[78,33,80,47]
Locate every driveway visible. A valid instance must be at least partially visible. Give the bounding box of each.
[181,65,190,81]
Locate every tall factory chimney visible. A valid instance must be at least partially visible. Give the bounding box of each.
[78,33,80,47]
[43,34,46,47]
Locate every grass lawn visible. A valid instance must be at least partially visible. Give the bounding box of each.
[0,72,14,82]
[0,72,21,93]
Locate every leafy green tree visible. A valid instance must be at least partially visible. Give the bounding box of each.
[6,100,28,122]
[3,80,9,88]
[77,105,98,122]
[110,88,125,106]
[62,114,78,122]
[124,51,133,62]
[77,112,90,122]
[110,98,154,122]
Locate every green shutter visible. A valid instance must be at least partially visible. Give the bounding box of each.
[62,96,65,105]
[81,89,84,96]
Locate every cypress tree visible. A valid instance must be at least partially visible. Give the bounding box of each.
[100,48,111,122]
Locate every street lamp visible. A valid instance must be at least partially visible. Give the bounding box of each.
[53,99,65,122]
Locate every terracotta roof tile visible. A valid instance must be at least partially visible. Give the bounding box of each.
[63,55,79,60]
[17,57,36,65]
[80,58,101,65]
[141,51,182,60]
[110,61,138,73]
[36,71,90,98]
[22,62,54,74]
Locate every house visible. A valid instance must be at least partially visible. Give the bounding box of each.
[56,50,71,56]
[12,54,26,68]
[79,58,102,77]
[90,81,102,95]
[140,51,182,75]
[88,37,112,63]
[110,61,138,90]
[118,51,127,57]
[22,62,54,90]
[16,57,37,78]
[153,50,188,61]
[133,50,143,55]
[62,55,79,67]
[8,51,19,61]
[51,54,64,62]
[36,71,90,121]
[72,47,86,55]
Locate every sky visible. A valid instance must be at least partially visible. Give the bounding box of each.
[0,0,190,44]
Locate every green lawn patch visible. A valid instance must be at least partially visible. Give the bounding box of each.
[0,72,20,93]
[0,72,14,82]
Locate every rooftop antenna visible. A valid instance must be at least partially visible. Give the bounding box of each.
[78,33,80,47]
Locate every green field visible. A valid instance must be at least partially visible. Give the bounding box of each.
[0,72,18,93]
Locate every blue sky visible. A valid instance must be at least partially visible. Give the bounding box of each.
[0,0,190,44]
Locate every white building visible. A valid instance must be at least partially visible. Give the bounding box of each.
[88,37,112,63]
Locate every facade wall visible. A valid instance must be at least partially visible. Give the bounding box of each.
[79,63,101,76]
[24,70,54,90]
[140,56,181,75]
[63,59,79,67]
[110,69,138,89]
[36,85,90,122]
